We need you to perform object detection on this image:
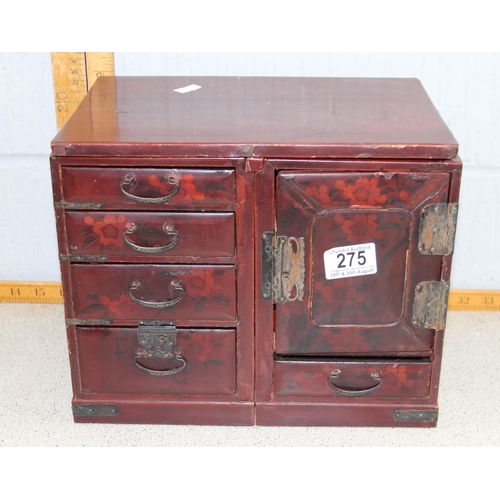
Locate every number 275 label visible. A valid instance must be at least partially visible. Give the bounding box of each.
[323,243,377,280]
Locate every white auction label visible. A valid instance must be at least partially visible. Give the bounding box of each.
[323,243,377,280]
[173,84,202,94]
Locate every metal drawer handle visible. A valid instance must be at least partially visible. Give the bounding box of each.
[133,352,187,376]
[122,223,179,254]
[120,173,180,204]
[128,280,185,308]
[327,370,382,397]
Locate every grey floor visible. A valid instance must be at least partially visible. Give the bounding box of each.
[1,303,499,447]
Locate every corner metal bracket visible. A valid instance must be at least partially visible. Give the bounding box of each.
[418,203,458,256]
[59,255,108,262]
[240,144,254,157]
[66,318,112,326]
[412,281,450,330]
[72,403,119,417]
[262,232,305,304]
[54,202,104,210]
[394,410,438,423]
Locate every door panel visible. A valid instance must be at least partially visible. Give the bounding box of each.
[311,208,410,326]
[275,171,450,355]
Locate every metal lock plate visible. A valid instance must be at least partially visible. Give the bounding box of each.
[137,321,177,359]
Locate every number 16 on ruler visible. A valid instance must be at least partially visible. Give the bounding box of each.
[324,243,377,280]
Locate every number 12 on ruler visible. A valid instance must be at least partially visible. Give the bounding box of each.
[324,243,377,280]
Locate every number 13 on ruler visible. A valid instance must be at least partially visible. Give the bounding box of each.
[324,243,378,280]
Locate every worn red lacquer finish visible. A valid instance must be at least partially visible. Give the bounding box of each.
[76,327,236,396]
[274,171,449,355]
[60,166,236,209]
[51,76,461,426]
[64,211,235,261]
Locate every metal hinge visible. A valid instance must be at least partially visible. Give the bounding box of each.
[262,232,305,304]
[418,203,458,256]
[412,281,450,330]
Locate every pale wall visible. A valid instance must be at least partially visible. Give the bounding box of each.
[0,52,498,288]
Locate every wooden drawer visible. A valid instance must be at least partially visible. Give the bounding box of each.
[70,264,236,323]
[59,167,235,209]
[274,359,432,400]
[64,211,235,261]
[76,327,236,396]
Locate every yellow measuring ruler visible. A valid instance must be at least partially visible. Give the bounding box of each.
[0,282,499,310]
[448,290,500,311]
[51,52,115,131]
[0,282,64,304]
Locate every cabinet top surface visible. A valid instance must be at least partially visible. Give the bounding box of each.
[51,76,458,159]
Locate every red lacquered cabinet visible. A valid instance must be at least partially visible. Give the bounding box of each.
[51,76,461,426]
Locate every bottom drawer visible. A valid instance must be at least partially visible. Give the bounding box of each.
[274,359,432,400]
[76,327,236,396]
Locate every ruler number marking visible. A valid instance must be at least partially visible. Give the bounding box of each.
[448,291,499,311]
[52,52,114,130]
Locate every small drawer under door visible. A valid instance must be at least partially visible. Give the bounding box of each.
[274,359,432,400]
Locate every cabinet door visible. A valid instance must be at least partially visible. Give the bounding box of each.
[275,170,450,355]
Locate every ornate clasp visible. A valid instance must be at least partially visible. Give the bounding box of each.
[262,233,305,304]
[136,321,177,359]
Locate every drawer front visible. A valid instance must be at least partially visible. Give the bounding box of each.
[76,327,236,396]
[70,264,236,322]
[65,211,235,260]
[60,167,235,208]
[274,360,432,400]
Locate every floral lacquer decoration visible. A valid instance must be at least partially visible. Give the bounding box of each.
[297,174,421,210]
[82,214,127,249]
[180,173,206,201]
[334,213,385,244]
[304,184,331,205]
[147,173,206,202]
[99,294,133,315]
[335,177,388,206]
[186,333,217,365]
[384,365,416,394]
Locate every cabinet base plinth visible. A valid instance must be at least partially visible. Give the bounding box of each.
[255,402,439,427]
[72,399,254,425]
